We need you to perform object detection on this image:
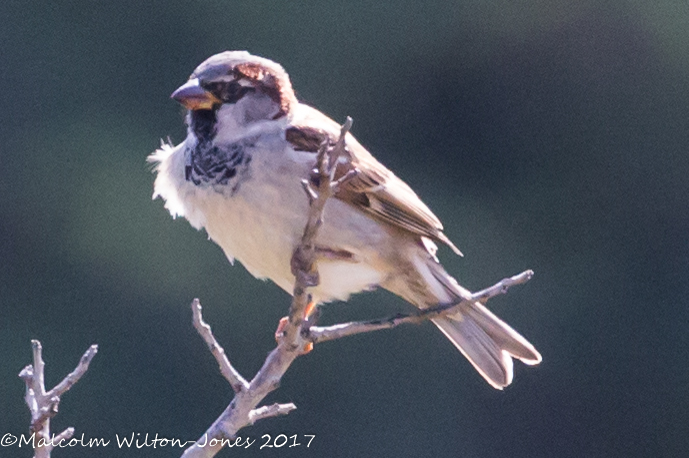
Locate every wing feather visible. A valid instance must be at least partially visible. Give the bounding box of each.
[286,106,462,255]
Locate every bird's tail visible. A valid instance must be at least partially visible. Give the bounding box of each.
[425,261,541,389]
[432,304,541,389]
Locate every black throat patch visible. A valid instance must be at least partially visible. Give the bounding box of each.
[185,110,253,193]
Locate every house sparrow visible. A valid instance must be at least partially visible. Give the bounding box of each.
[149,51,541,389]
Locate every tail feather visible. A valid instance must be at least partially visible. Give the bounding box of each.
[433,301,541,389]
[423,259,541,389]
[433,315,514,389]
[463,301,542,365]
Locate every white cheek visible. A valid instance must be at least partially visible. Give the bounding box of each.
[212,104,244,144]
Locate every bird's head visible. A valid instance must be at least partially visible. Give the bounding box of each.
[172,51,297,143]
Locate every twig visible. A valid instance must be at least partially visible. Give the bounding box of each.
[18,340,98,458]
[191,299,248,394]
[307,270,534,344]
[287,116,354,338]
[248,403,298,424]
[472,270,534,303]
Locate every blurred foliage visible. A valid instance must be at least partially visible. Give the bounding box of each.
[1,0,688,456]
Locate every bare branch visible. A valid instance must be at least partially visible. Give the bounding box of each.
[285,116,353,343]
[300,179,318,203]
[52,427,76,445]
[182,302,302,458]
[19,340,97,457]
[50,344,98,398]
[472,270,534,303]
[307,270,534,344]
[249,403,298,424]
[330,167,359,192]
[191,299,248,393]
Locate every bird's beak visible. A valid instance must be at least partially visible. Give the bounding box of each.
[170,78,221,110]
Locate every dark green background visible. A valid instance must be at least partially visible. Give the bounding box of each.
[2,1,688,456]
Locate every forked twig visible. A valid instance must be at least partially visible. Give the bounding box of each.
[19,340,98,458]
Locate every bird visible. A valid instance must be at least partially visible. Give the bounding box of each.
[149,51,541,389]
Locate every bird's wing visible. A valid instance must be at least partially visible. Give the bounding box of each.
[286,106,462,255]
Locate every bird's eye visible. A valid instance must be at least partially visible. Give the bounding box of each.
[202,81,255,104]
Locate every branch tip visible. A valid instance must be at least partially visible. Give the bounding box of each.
[190,299,249,394]
[249,403,297,424]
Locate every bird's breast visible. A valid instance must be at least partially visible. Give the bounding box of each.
[156,133,389,302]
[186,137,313,285]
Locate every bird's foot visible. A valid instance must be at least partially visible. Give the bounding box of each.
[274,301,317,354]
